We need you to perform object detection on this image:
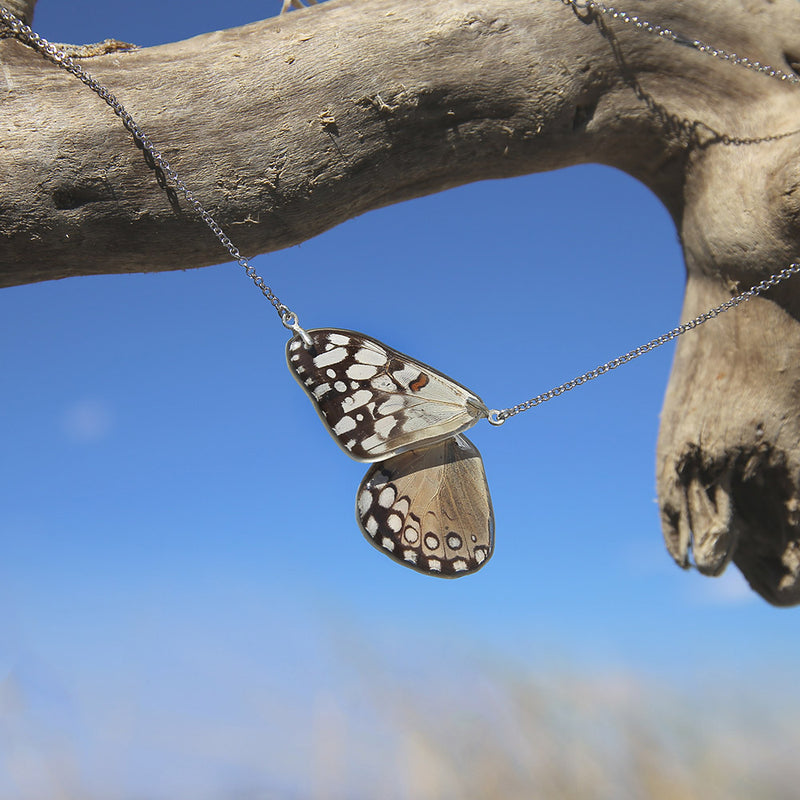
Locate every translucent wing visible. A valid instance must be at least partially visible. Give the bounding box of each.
[356,434,494,577]
[286,328,488,462]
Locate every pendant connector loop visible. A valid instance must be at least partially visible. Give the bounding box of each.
[487,410,506,426]
[279,306,313,347]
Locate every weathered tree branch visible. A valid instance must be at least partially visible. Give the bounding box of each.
[4,0,800,603]
[2,0,697,286]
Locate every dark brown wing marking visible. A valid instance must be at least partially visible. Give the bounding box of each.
[355,434,494,578]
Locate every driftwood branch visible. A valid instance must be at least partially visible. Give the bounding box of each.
[3,0,800,603]
[1,0,694,286]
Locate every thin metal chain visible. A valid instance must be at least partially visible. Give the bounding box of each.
[487,1,800,423]
[4,4,800,424]
[560,0,800,85]
[491,264,800,423]
[0,6,305,330]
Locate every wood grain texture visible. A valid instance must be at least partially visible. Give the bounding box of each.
[1,0,695,286]
[4,0,800,603]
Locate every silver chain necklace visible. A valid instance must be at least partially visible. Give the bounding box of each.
[565,0,800,84]
[3,1,798,577]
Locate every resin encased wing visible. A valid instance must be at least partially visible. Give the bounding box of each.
[286,329,488,462]
[356,434,494,577]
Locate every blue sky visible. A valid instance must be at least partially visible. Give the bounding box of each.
[3,2,800,797]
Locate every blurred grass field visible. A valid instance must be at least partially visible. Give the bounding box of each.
[3,643,799,800]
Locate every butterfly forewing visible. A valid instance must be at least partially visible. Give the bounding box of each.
[286,329,488,462]
[356,434,494,577]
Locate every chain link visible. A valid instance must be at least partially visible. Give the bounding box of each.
[494,264,800,422]
[4,3,800,423]
[489,2,800,422]
[559,0,800,85]
[0,6,295,323]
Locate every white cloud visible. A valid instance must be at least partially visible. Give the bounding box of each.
[688,567,756,605]
[61,399,114,443]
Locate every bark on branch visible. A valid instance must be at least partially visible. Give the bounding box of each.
[3,0,800,603]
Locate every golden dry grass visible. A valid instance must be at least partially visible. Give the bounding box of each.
[4,652,799,799]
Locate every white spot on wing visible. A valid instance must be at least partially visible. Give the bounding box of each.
[393,363,435,388]
[333,416,356,435]
[374,416,397,438]
[312,383,331,399]
[354,346,387,366]
[357,489,373,516]
[360,433,384,453]
[313,347,348,368]
[382,537,395,551]
[386,514,402,533]
[342,389,373,411]
[346,363,379,380]
[328,333,351,346]
[376,396,405,416]
[371,375,395,391]
[378,486,396,508]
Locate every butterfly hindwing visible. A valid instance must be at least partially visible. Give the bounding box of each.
[286,329,488,462]
[356,434,494,577]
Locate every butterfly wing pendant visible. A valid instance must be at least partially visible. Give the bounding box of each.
[356,434,494,577]
[287,329,489,462]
